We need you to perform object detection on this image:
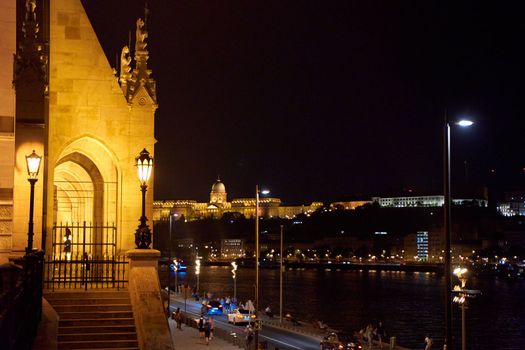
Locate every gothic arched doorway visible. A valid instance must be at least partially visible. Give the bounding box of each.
[51,137,119,259]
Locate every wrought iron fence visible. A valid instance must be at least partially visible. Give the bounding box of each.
[0,251,44,350]
[52,222,116,258]
[44,254,128,290]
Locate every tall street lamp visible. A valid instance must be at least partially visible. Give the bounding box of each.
[195,257,201,297]
[168,213,175,313]
[452,267,481,350]
[279,224,284,323]
[255,185,269,348]
[443,115,473,349]
[25,150,42,255]
[231,261,237,301]
[135,148,153,249]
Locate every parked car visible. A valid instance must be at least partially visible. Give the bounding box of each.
[202,300,223,315]
[320,332,362,350]
[227,309,257,325]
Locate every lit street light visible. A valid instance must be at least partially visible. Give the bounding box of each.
[195,257,201,297]
[231,261,237,301]
[443,114,473,349]
[452,267,481,350]
[279,224,284,323]
[168,213,176,312]
[135,148,153,249]
[255,185,269,348]
[25,150,42,255]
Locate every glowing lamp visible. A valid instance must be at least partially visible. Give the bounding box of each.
[136,148,153,185]
[456,120,474,127]
[261,189,270,195]
[26,150,42,180]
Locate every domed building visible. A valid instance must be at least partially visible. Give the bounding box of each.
[210,178,227,205]
[153,178,323,222]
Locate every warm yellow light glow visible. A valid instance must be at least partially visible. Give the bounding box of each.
[136,148,153,185]
[26,150,42,179]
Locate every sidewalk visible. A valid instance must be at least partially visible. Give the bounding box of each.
[168,317,240,349]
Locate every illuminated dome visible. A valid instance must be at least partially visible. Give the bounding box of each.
[210,177,227,204]
[211,178,226,193]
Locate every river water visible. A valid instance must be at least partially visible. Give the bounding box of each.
[162,266,524,350]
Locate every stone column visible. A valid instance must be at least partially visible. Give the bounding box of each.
[127,249,174,350]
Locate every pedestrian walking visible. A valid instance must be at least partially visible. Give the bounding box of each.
[225,296,231,312]
[376,321,386,349]
[198,315,205,338]
[204,320,212,345]
[364,323,375,350]
[424,335,433,350]
[209,316,215,339]
[245,324,254,350]
[175,308,183,330]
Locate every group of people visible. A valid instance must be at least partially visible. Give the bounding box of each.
[197,314,215,345]
[170,307,184,330]
[360,321,387,350]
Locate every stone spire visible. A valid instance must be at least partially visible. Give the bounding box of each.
[13,0,48,91]
[119,17,157,107]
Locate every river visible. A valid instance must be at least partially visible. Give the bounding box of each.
[161,266,524,350]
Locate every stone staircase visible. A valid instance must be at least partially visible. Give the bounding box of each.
[44,289,139,350]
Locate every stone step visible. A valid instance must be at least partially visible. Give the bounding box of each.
[59,311,134,319]
[54,304,132,313]
[58,332,137,342]
[59,325,136,334]
[57,339,139,349]
[59,318,136,327]
[45,290,129,299]
[47,298,130,305]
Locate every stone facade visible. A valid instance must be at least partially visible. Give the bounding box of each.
[1,0,157,257]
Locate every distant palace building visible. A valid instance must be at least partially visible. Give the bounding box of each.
[153,178,323,221]
[497,191,525,217]
[372,195,487,208]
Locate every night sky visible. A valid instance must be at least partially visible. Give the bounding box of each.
[82,1,525,203]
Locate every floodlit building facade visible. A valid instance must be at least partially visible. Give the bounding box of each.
[153,178,323,221]
[372,195,487,208]
[0,0,156,258]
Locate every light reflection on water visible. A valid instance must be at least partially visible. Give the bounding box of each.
[161,266,525,350]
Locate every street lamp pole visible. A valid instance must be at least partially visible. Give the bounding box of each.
[195,257,201,297]
[168,213,173,313]
[255,185,260,350]
[444,113,452,350]
[443,114,474,350]
[279,224,284,323]
[255,184,260,313]
[25,150,42,255]
[254,185,269,349]
[231,261,237,301]
[135,148,153,249]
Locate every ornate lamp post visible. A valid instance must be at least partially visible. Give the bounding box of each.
[195,257,201,297]
[231,261,237,301]
[452,267,481,350]
[443,115,473,349]
[25,150,42,255]
[135,148,153,249]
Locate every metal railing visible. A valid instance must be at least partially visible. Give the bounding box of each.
[44,254,128,290]
[52,222,116,258]
[0,251,44,350]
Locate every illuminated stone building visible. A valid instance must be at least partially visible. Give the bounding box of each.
[0,0,156,257]
[153,178,323,221]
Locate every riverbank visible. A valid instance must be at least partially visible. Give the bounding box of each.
[202,260,441,273]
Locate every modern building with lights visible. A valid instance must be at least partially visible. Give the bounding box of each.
[372,195,487,208]
[153,178,323,221]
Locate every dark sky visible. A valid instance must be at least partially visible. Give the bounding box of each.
[82,1,525,203]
